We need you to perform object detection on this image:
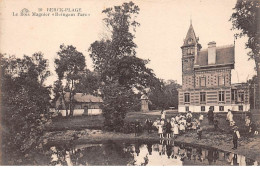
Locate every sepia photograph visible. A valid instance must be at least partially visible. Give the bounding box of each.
[0,0,259,166]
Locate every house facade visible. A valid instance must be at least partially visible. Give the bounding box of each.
[178,24,250,113]
[55,93,103,116]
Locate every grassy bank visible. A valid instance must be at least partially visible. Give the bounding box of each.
[46,110,260,134]
[41,110,260,164]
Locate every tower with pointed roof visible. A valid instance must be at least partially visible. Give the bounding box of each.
[181,23,201,89]
[178,23,250,113]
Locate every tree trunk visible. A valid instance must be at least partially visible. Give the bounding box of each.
[256,6,260,110]
[60,89,68,117]
[69,80,75,116]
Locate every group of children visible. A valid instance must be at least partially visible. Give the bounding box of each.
[155,111,203,140]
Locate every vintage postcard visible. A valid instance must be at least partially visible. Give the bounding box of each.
[0,0,259,166]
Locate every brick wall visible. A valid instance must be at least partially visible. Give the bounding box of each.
[195,68,231,88]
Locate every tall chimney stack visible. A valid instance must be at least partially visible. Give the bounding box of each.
[208,41,216,64]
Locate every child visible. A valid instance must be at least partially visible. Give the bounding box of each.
[173,121,179,138]
[232,126,240,149]
[157,122,164,138]
[160,118,165,126]
[175,114,180,123]
[161,109,166,120]
[186,116,192,130]
[192,118,199,130]
[245,116,251,133]
[179,117,186,135]
[197,126,202,140]
[199,114,204,123]
[165,119,172,138]
[170,118,175,137]
[186,111,193,118]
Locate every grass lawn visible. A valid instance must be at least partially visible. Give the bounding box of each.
[46,110,260,133]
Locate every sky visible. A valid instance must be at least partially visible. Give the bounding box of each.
[0,0,256,86]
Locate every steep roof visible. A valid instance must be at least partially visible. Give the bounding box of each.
[64,93,103,103]
[183,23,198,46]
[195,45,235,67]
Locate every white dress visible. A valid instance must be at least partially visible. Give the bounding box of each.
[173,123,179,135]
[161,111,166,119]
[199,114,204,121]
[179,120,186,131]
[158,124,163,134]
[227,112,233,122]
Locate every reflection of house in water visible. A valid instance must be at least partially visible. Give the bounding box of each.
[55,93,103,116]
[178,23,250,113]
[47,142,258,166]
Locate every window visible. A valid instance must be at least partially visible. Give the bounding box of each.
[219,106,224,111]
[200,92,206,104]
[184,93,190,103]
[231,89,236,101]
[237,91,244,103]
[219,91,225,102]
[239,105,243,111]
[218,76,225,86]
[201,106,205,112]
[185,106,189,112]
[200,77,206,87]
[188,38,193,44]
[187,48,191,54]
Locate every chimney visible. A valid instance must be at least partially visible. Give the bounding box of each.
[208,41,216,64]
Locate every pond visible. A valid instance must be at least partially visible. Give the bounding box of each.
[40,139,258,166]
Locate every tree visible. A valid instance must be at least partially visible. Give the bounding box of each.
[0,53,52,164]
[74,69,100,94]
[89,1,155,131]
[54,44,86,116]
[148,79,181,110]
[248,75,259,109]
[230,0,260,109]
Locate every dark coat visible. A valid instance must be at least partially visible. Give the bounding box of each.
[233,131,238,141]
[166,122,172,133]
[207,110,214,119]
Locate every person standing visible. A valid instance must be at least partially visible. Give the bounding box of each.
[146,118,152,133]
[157,122,164,138]
[207,107,214,125]
[179,117,186,135]
[175,114,180,123]
[245,115,251,134]
[134,119,140,136]
[170,118,175,137]
[173,121,179,138]
[232,126,240,149]
[199,113,204,124]
[197,126,202,140]
[186,111,193,118]
[165,119,172,138]
[161,109,166,120]
[226,109,234,126]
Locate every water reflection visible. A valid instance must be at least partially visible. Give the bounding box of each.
[46,140,258,166]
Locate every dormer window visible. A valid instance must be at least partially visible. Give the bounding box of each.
[188,38,193,44]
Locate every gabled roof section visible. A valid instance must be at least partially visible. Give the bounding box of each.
[183,23,198,46]
[64,93,103,103]
[195,45,235,67]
